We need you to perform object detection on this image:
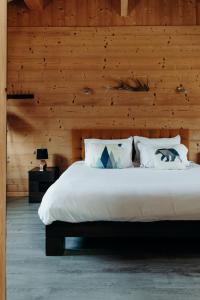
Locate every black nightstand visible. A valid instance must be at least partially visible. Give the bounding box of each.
[29,167,60,203]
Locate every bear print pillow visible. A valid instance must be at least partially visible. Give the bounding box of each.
[137,143,189,169]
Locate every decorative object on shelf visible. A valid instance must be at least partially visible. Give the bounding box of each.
[107,78,150,92]
[81,87,94,95]
[7,93,34,100]
[175,84,187,94]
[121,0,129,16]
[36,148,48,171]
[24,0,51,11]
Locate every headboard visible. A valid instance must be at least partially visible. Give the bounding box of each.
[71,129,189,162]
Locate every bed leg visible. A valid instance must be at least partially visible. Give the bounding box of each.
[46,235,65,256]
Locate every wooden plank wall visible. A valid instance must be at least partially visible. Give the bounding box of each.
[7,1,200,196]
[8,0,200,26]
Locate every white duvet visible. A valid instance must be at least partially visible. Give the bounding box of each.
[38,161,200,225]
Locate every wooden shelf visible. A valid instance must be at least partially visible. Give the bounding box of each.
[7,93,34,100]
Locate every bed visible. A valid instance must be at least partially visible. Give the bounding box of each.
[38,129,200,256]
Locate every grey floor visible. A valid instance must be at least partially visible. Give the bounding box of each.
[6,198,200,300]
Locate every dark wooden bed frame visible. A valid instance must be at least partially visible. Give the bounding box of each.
[46,220,200,256]
[45,128,192,256]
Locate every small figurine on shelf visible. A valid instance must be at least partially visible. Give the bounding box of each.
[36,148,48,171]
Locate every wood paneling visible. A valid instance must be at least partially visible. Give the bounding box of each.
[8,0,200,27]
[0,0,7,298]
[7,26,200,195]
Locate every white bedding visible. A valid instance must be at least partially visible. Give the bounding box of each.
[38,161,200,225]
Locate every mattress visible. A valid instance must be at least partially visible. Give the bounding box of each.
[38,161,200,225]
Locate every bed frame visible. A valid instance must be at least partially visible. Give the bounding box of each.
[46,128,192,256]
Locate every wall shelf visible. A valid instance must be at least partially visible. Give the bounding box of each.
[7,93,34,100]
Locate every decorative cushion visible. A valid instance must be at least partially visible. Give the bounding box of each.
[137,143,189,169]
[133,135,181,163]
[84,137,133,169]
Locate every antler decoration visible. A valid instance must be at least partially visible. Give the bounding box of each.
[110,79,149,92]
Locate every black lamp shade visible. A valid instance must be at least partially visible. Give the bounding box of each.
[36,148,48,160]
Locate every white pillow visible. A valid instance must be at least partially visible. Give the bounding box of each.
[134,135,181,163]
[137,143,189,169]
[85,137,133,146]
[85,137,133,160]
[84,137,133,169]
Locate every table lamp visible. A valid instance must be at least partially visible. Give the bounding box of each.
[36,148,48,171]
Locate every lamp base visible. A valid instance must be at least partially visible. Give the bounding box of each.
[39,160,47,171]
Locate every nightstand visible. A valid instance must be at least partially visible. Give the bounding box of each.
[29,167,60,203]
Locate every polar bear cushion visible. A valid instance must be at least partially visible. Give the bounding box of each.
[133,135,181,163]
[137,143,189,169]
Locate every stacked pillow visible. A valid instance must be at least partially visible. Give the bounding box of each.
[133,135,181,163]
[134,135,189,169]
[84,134,189,170]
[137,143,189,169]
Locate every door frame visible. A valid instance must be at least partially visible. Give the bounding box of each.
[0,1,7,299]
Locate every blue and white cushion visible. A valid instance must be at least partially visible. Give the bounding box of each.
[84,138,133,169]
[133,135,181,163]
[137,143,189,169]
